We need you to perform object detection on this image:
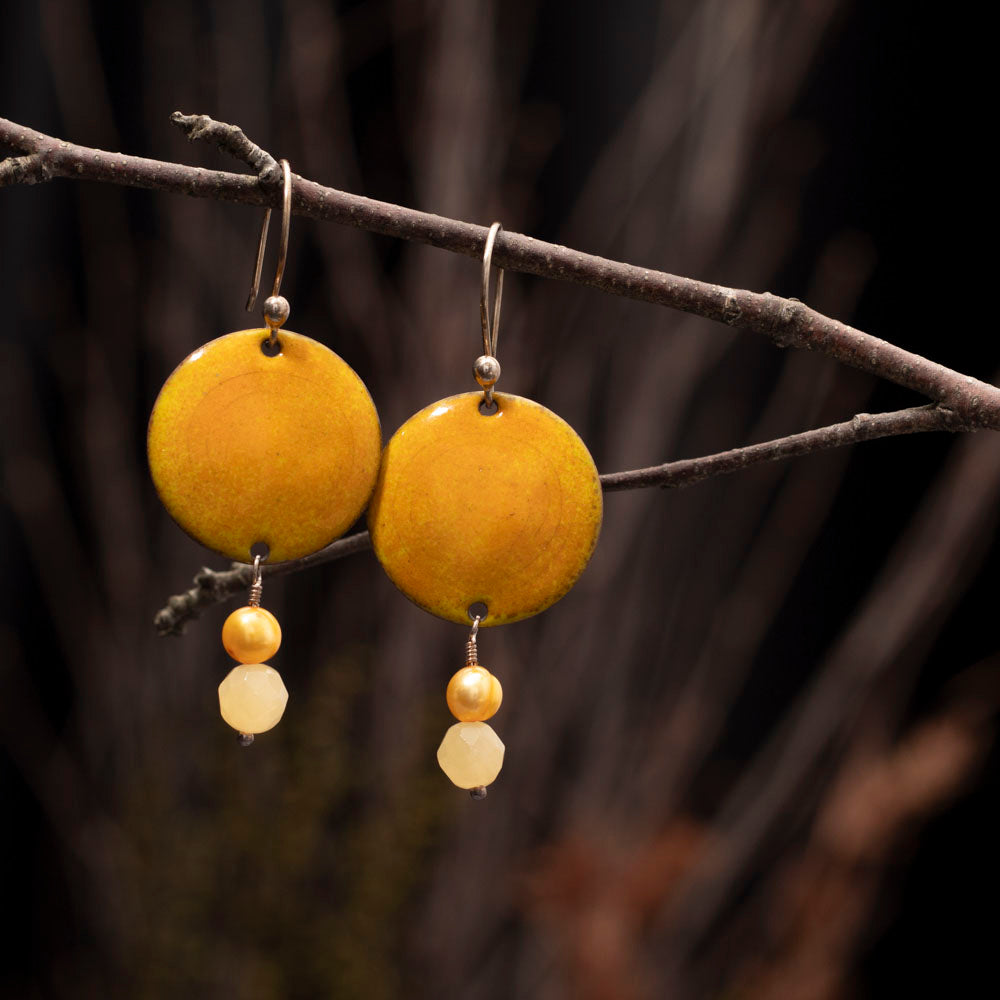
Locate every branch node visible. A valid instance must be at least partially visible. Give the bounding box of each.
[764,293,807,348]
[170,111,281,184]
[721,292,742,325]
[0,153,51,187]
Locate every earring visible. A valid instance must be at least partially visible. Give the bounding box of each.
[368,222,602,796]
[148,160,382,742]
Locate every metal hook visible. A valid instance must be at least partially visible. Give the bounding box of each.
[480,222,503,359]
[475,222,504,407]
[465,615,482,666]
[248,553,263,607]
[246,159,292,343]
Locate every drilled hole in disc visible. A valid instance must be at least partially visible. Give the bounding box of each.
[260,336,282,357]
[250,541,270,562]
[468,602,488,622]
[478,399,498,416]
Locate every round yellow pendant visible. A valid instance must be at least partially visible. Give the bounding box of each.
[148,329,381,562]
[368,392,602,625]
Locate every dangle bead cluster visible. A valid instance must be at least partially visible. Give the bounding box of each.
[217,555,288,745]
[436,615,505,798]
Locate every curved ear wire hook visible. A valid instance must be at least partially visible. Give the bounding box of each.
[480,221,503,358]
[246,159,292,345]
[475,222,504,407]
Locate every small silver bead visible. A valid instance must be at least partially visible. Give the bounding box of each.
[237,732,255,747]
[470,785,488,800]
[473,355,501,388]
[263,295,290,329]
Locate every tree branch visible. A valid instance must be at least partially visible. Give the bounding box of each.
[154,404,963,633]
[600,403,963,491]
[2,114,999,427]
[0,115,987,632]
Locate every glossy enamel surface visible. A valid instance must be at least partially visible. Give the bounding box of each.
[368,391,602,625]
[148,329,381,562]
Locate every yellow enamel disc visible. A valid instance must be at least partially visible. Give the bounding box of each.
[148,329,381,562]
[368,392,602,625]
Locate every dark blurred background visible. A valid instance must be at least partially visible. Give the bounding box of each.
[1,1,996,997]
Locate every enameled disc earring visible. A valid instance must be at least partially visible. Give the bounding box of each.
[148,162,381,565]
[148,161,382,742]
[368,222,603,795]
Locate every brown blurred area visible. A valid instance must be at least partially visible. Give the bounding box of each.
[1,1,996,997]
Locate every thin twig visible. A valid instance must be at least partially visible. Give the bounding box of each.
[154,404,963,633]
[600,404,963,491]
[154,530,374,636]
[2,114,999,425]
[169,112,282,183]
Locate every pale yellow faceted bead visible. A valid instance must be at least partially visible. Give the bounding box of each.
[222,606,282,663]
[446,666,503,721]
[218,662,288,734]
[436,721,505,789]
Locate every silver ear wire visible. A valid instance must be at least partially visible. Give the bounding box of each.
[477,221,504,407]
[246,159,292,346]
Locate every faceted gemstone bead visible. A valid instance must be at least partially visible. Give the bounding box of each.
[436,721,505,789]
[218,662,288,734]
[222,606,282,663]
[446,666,503,721]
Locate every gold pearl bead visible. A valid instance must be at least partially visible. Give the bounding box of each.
[222,606,282,663]
[446,665,503,721]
